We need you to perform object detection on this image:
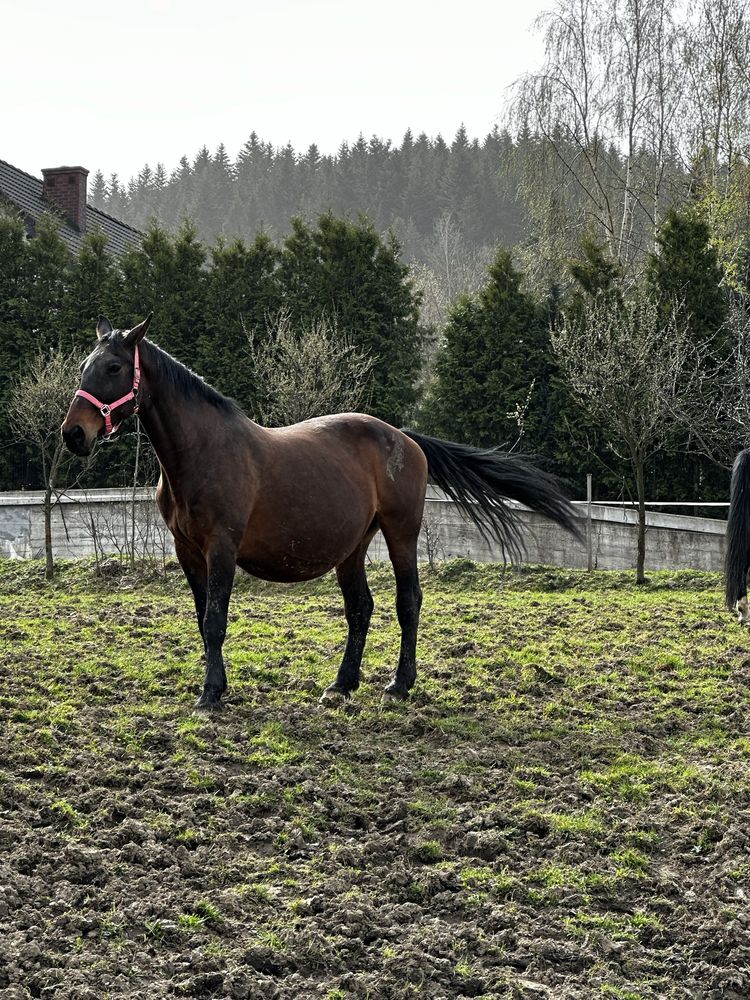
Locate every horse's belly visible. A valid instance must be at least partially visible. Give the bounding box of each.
[236,554,336,583]
[238,500,374,582]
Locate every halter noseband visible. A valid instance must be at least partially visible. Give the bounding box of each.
[75,344,142,438]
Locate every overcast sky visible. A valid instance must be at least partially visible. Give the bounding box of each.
[4,0,547,183]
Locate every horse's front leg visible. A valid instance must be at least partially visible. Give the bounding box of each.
[196,543,236,711]
[175,540,208,653]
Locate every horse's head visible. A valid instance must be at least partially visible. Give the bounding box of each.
[61,314,151,456]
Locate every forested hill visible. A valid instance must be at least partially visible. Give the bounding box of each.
[90,127,527,259]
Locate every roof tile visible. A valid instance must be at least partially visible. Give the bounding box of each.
[0,158,141,256]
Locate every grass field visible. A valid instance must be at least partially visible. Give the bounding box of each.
[1,558,750,999]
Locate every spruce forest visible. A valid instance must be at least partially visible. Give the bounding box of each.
[3,0,750,515]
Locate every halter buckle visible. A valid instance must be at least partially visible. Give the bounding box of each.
[100,404,111,417]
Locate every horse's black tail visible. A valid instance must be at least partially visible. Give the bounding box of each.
[401,429,582,560]
[725,449,750,610]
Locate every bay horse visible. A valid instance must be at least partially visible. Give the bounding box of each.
[725,448,750,622]
[62,315,581,711]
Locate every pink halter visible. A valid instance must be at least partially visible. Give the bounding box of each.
[75,344,142,438]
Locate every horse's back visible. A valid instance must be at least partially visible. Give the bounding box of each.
[268,412,427,506]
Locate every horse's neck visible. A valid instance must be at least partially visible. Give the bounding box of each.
[136,348,244,497]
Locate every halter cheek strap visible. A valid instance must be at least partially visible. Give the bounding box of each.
[75,345,142,438]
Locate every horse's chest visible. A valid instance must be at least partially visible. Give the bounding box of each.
[156,489,209,551]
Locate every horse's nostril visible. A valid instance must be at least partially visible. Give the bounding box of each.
[62,424,86,453]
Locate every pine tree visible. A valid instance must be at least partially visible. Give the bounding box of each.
[554,238,630,496]
[203,233,281,407]
[645,206,730,501]
[107,173,125,218]
[90,170,107,209]
[646,206,728,346]
[22,213,70,343]
[272,143,300,230]
[63,228,121,350]
[0,208,33,486]
[279,213,422,424]
[428,249,555,452]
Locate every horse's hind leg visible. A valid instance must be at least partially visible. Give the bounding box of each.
[739,572,750,624]
[321,542,374,703]
[380,524,423,703]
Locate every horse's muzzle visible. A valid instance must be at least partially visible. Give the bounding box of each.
[62,423,92,457]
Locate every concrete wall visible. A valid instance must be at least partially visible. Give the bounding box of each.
[0,487,728,572]
[0,489,173,563]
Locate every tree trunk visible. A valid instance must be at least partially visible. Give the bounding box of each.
[130,423,141,569]
[635,452,647,585]
[44,441,65,582]
[44,483,54,581]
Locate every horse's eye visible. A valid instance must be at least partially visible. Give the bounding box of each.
[107,363,122,375]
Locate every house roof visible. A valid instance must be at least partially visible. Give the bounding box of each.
[0,158,142,256]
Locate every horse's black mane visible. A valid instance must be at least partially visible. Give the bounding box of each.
[140,337,242,416]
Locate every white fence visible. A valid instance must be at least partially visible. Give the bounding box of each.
[0,487,728,572]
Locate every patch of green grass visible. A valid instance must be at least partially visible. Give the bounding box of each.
[545,809,605,839]
[50,798,87,828]
[728,861,750,882]
[580,756,662,802]
[568,910,663,944]
[144,919,166,940]
[459,865,516,895]
[98,908,125,940]
[175,828,201,845]
[237,883,272,902]
[411,840,444,864]
[612,847,650,874]
[247,721,301,766]
[599,984,648,999]
[191,899,223,926]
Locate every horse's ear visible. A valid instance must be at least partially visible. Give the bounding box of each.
[123,313,153,348]
[96,316,113,340]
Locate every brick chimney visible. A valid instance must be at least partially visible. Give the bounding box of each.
[41,166,89,232]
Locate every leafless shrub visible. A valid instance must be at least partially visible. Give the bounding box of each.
[8,349,92,579]
[420,507,446,570]
[246,310,374,426]
[78,491,172,578]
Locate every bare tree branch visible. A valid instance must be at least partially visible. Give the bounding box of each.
[246,310,375,426]
[553,290,719,581]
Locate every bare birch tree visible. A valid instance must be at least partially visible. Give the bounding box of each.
[509,0,684,271]
[683,0,750,184]
[682,0,750,287]
[411,214,496,331]
[715,300,750,453]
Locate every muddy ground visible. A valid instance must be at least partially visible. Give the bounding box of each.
[1,559,750,999]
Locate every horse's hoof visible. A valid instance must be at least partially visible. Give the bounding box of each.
[195,695,223,713]
[381,687,409,707]
[319,687,351,707]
